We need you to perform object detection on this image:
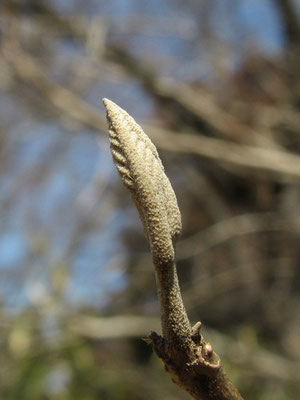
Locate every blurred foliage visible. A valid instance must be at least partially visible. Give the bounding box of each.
[0,0,300,399]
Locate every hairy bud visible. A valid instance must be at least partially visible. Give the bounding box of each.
[103,98,181,264]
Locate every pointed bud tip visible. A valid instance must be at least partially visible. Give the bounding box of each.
[102,97,111,108]
[103,98,121,116]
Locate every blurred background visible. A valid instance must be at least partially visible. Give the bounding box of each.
[1,0,300,399]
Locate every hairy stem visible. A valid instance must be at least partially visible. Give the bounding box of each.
[154,260,193,362]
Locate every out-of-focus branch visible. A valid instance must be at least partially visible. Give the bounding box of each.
[2,42,107,132]
[273,0,300,49]
[273,0,300,105]
[4,42,300,182]
[149,125,300,181]
[1,0,87,41]
[2,0,288,147]
[68,314,300,384]
[106,45,272,145]
[176,212,297,260]
[4,0,299,147]
[68,314,161,339]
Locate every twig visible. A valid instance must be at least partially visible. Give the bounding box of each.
[103,98,243,400]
